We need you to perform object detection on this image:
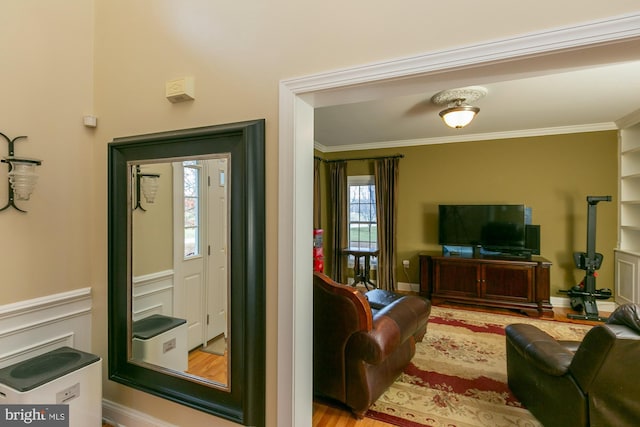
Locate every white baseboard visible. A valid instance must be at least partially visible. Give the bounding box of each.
[102,399,178,427]
[355,282,620,315]
[396,281,420,293]
[550,296,618,313]
[389,288,619,313]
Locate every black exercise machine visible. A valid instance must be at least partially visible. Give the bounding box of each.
[559,195,612,321]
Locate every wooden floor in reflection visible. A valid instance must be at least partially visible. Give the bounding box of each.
[187,345,228,385]
[102,346,228,427]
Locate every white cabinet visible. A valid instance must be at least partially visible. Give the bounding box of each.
[616,118,640,304]
[614,250,638,305]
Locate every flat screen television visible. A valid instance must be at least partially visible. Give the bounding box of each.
[438,204,528,253]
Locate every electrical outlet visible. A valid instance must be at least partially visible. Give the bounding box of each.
[402,259,410,268]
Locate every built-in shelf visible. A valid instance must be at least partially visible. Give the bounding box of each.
[617,116,640,305]
[622,146,640,155]
[616,248,640,257]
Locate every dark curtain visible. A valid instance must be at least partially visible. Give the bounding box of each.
[329,161,348,282]
[313,157,322,229]
[374,158,400,290]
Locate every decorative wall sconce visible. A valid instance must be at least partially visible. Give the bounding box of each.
[133,165,160,211]
[1,132,42,213]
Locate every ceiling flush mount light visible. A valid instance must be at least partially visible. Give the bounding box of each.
[0,132,42,213]
[431,86,487,129]
[134,165,160,211]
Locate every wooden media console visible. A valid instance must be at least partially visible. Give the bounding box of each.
[419,252,553,317]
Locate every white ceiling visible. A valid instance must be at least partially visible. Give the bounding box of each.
[314,47,640,152]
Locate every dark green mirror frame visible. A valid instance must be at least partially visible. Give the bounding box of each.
[108,120,265,426]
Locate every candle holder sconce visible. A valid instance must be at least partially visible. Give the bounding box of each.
[1,132,42,213]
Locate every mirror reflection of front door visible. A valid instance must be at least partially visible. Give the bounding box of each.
[174,160,205,350]
[173,159,228,351]
[207,158,228,344]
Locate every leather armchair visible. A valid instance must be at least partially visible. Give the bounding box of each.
[505,303,640,427]
[313,272,431,418]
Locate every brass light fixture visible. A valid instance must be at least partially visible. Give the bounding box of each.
[0,132,42,213]
[439,100,480,128]
[431,86,487,129]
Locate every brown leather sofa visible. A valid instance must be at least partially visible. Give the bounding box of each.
[505,303,640,427]
[313,271,431,418]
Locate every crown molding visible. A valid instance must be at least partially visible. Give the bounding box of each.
[315,123,617,153]
[283,12,640,100]
[616,108,640,129]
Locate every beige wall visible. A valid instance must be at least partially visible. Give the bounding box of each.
[3,1,639,426]
[132,163,173,276]
[319,131,618,297]
[0,0,95,304]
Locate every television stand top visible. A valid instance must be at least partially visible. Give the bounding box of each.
[441,245,533,261]
[480,252,532,261]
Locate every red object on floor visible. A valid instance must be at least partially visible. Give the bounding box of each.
[313,229,324,272]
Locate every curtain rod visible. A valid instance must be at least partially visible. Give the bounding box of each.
[315,154,404,163]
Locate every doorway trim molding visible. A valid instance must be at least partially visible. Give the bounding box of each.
[277,12,640,427]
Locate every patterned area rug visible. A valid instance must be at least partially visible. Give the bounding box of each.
[365,306,593,427]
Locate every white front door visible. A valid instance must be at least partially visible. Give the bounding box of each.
[173,161,206,350]
[206,158,228,342]
[173,159,229,351]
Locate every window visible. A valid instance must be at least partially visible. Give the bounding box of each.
[183,160,201,257]
[348,175,377,250]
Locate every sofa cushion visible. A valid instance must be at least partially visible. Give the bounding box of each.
[365,289,403,310]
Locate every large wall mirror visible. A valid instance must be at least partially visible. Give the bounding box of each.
[108,120,265,426]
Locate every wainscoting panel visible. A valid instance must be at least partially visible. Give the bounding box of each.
[132,270,175,321]
[0,287,93,369]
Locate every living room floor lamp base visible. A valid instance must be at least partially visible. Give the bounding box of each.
[0,132,42,213]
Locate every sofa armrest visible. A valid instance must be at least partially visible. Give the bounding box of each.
[505,323,575,376]
[346,296,430,364]
[375,297,429,341]
[606,303,640,333]
[569,324,636,391]
[346,319,401,365]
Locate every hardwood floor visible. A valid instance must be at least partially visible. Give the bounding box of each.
[313,399,395,427]
[187,347,228,384]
